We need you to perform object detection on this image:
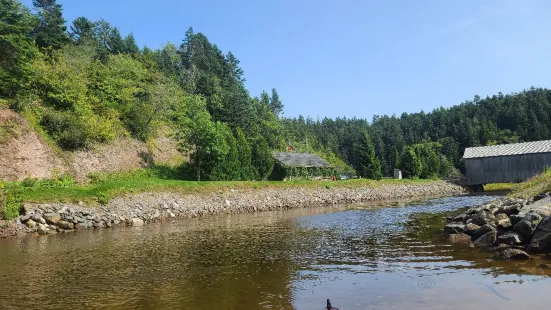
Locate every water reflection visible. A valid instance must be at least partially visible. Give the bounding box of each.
[1,196,551,309]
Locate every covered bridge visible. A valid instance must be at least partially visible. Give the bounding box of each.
[463,140,551,187]
[270,152,333,181]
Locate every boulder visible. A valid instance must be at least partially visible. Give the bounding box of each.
[465,223,481,235]
[498,248,530,260]
[43,213,61,225]
[513,213,542,238]
[447,233,472,244]
[452,213,467,222]
[471,211,490,226]
[527,216,551,252]
[498,231,524,245]
[510,214,524,226]
[522,197,551,216]
[131,218,144,227]
[501,203,523,216]
[25,219,36,229]
[474,231,497,248]
[31,213,42,222]
[471,224,496,241]
[57,221,74,230]
[75,222,88,230]
[444,223,465,236]
[496,214,512,229]
[37,224,48,236]
[20,214,31,223]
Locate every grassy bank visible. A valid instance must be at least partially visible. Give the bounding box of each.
[483,183,518,192]
[1,169,432,218]
[510,169,551,199]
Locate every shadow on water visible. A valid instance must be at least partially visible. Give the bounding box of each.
[1,194,551,309]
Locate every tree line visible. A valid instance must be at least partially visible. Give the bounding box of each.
[2,0,551,181]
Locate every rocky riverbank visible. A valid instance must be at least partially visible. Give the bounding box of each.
[444,193,551,260]
[1,181,464,238]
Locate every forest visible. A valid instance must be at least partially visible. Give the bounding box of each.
[3,0,551,181]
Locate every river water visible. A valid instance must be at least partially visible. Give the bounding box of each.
[2,195,551,309]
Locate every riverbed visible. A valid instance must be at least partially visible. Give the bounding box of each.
[1,195,551,309]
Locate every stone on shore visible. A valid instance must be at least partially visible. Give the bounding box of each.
[471,224,496,241]
[465,223,481,235]
[58,221,74,230]
[447,233,471,244]
[498,248,530,260]
[474,231,497,248]
[513,213,542,238]
[498,231,524,245]
[496,213,512,229]
[37,224,48,236]
[43,213,61,225]
[444,223,465,236]
[131,218,144,226]
[527,216,551,252]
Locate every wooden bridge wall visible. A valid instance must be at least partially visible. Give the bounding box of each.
[465,152,551,185]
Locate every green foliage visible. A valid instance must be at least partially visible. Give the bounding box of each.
[400,148,422,179]
[32,0,70,49]
[252,138,275,180]
[351,131,382,180]
[0,0,39,98]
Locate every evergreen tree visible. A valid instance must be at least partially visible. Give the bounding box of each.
[352,132,382,179]
[0,0,39,97]
[252,138,274,180]
[400,148,422,178]
[390,146,400,171]
[32,0,69,49]
[235,128,257,180]
[69,16,94,44]
[122,33,139,55]
[269,88,284,117]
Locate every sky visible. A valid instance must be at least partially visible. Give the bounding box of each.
[21,0,551,119]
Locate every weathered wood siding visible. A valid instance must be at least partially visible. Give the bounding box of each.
[465,152,551,185]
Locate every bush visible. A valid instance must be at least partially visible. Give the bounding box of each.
[0,188,22,220]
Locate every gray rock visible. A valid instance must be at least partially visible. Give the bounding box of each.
[474,231,497,248]
[48,224,57,230]
[472,211,491,226]
[513,213,542,237]
[496,214,512,229]
[20,214,31,223]
[31,213,43,222]
[26,219,37,228]
[58,221,74,230]
[75,222,88,230]
[447,233,471,244]
[131,218,144,226]
[465,223,481,235]
[527,216,551,252]
[152,209,161,219]
[444,223,465,236]
[452,213,467,222]
[106,221,112,228]
[522,197,551,216]
[43,213,61,225]
[22,203,34,215]
[471,224,496,241]
[510,214,524,226]
[37,224,48,236]
[498,231,524,245]
[498,248,530,260]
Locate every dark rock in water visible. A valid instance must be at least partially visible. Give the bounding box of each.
[57,221,74,230]
[533,192,550,202]
[513,213,542,238]
[474,231,497,248]
[447,233,471,244]
[471,224,496,241]
[75,222,88,230]
[43,213,61,225]
[444,224,465,236]
[465,223,481,235]
[498,248,530,260]
[452,213,467,222]
[37,225,48,236]
[527,217,551,252]
[498,231,524,245]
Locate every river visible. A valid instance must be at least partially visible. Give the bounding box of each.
[1,195,551,309]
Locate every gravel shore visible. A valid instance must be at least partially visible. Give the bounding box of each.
[1,181,465,238]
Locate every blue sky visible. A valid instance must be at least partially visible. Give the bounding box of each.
[22,0,551,119]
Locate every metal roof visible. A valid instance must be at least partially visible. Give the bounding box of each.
[272,152,332,168]
[463,140,551,159]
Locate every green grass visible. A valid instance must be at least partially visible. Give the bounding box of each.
[1,171,432,207]
[484,183,518,192]
[509,169,551,199]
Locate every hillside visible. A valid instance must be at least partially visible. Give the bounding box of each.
[0,108,183,182]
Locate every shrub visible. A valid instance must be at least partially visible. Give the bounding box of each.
[0,189,22,220]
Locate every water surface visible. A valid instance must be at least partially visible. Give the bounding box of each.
[1,195,551,309]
